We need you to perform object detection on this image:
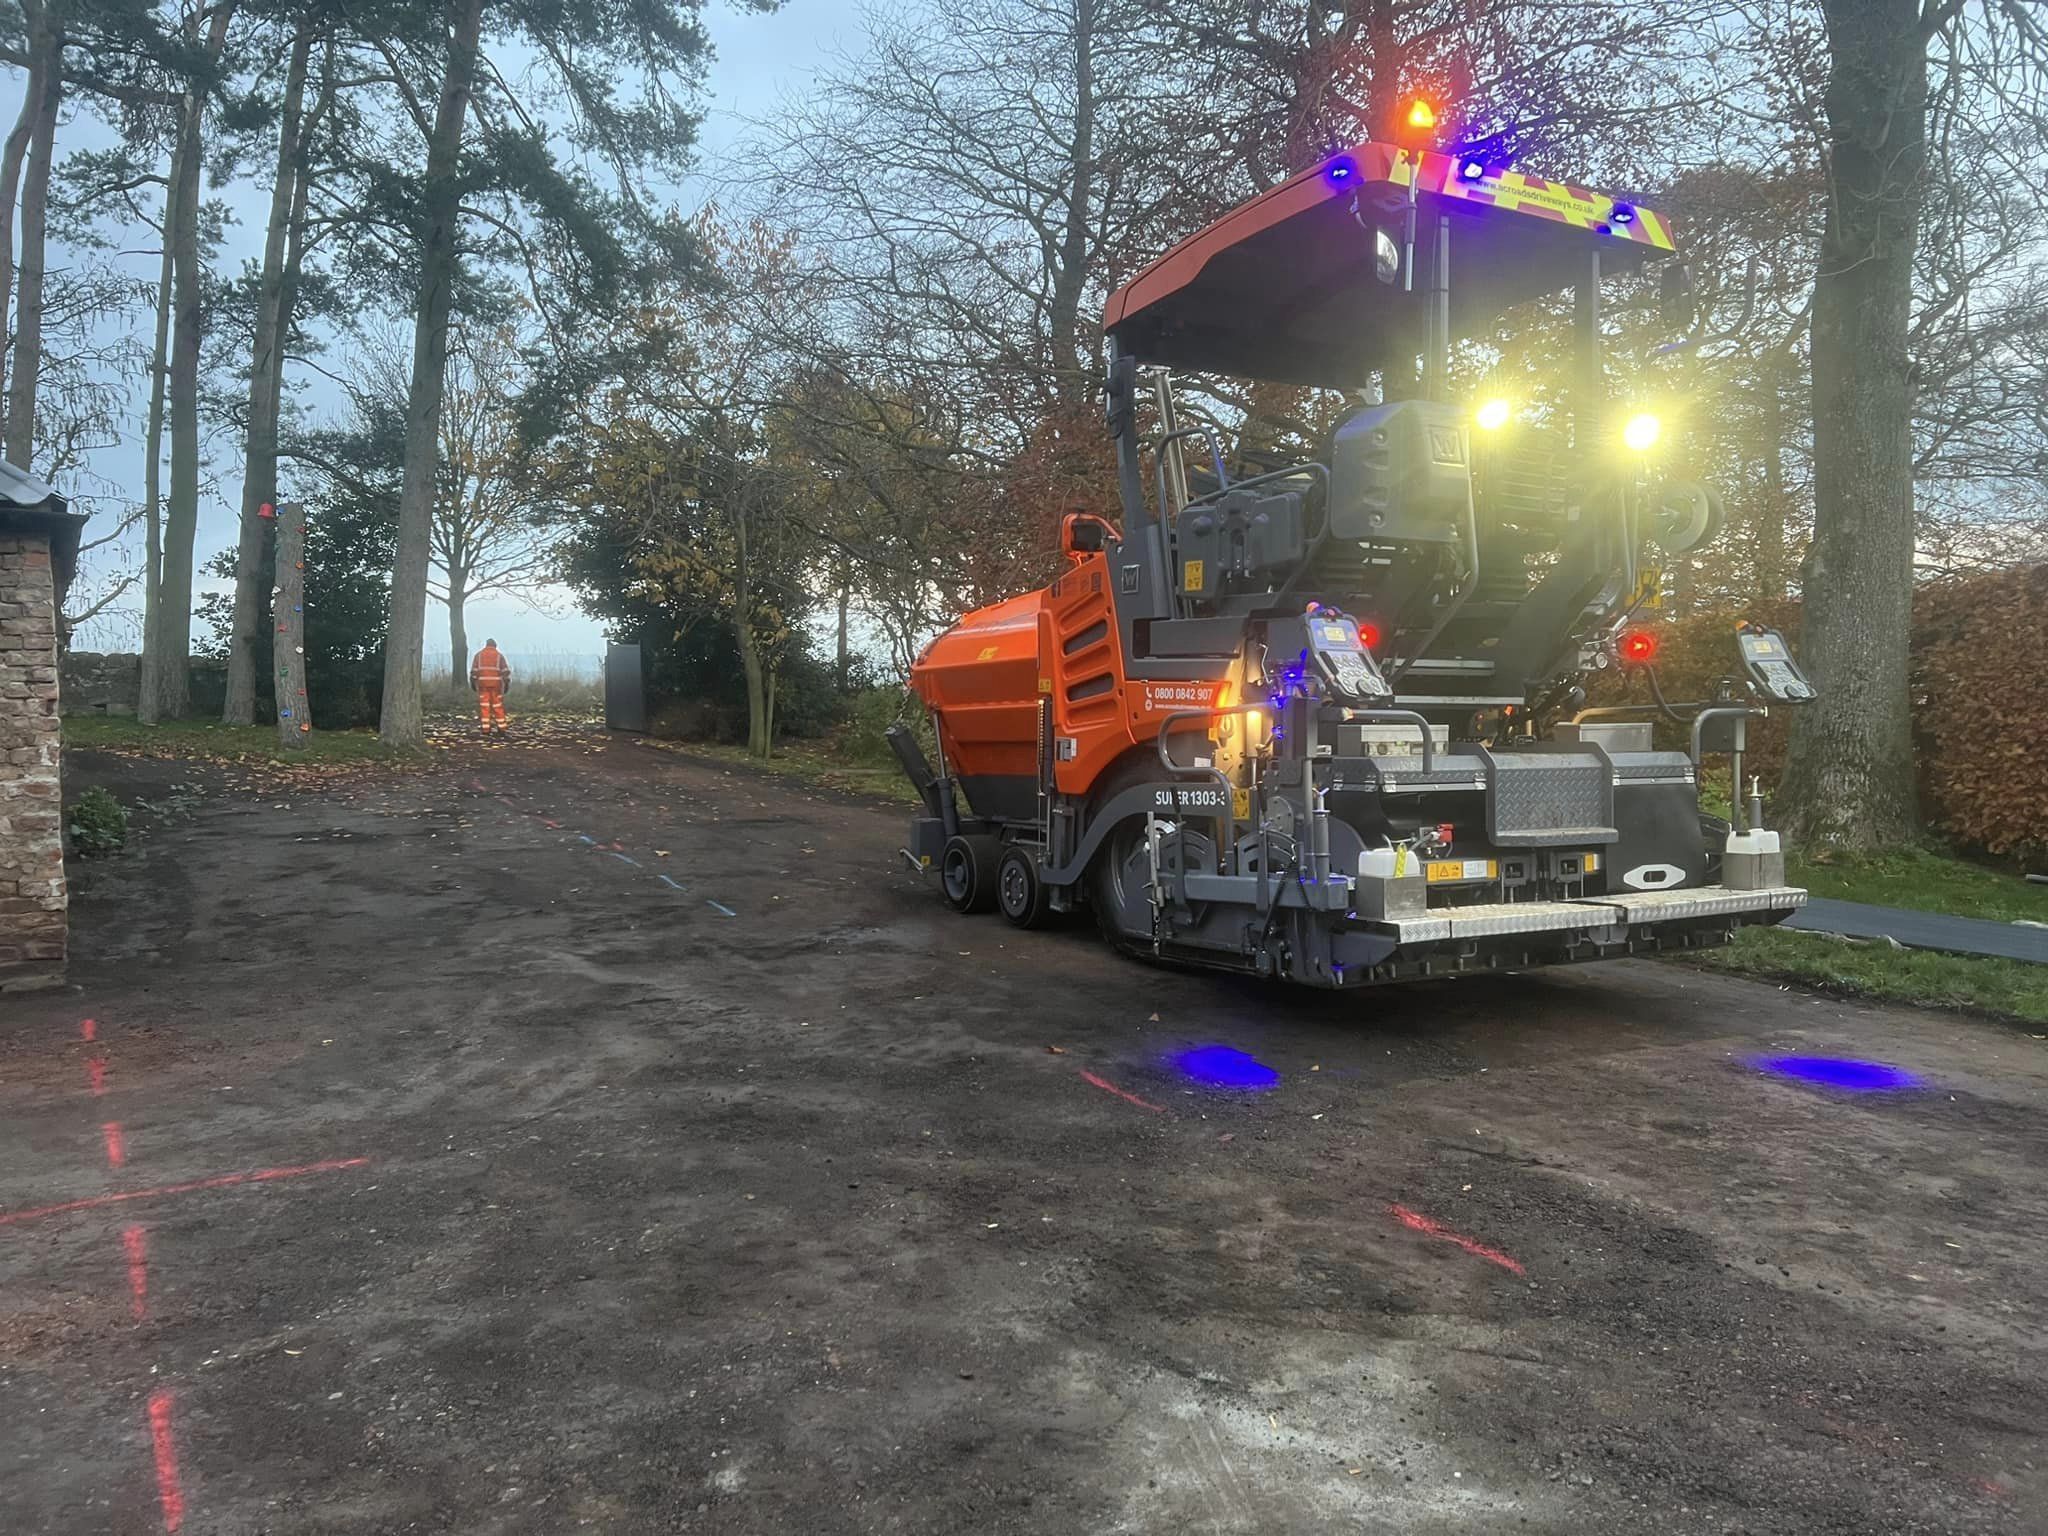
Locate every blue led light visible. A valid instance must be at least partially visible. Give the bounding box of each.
[1172,1046,1281,1091]
[1749,1055,1924,1092]
[1611,202,1635,224]
[1324,156,1359,189]
[1459,158,1486,182]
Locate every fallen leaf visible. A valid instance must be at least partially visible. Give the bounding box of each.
[1045,1045,1067,1055]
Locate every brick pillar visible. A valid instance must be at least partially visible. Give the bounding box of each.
[0,530,65,991]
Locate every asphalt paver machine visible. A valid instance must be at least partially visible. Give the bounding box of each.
[891,134,1816,988]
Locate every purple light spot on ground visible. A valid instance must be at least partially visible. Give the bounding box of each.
[1171,1045,1280,1091]
[1749,1055,1923,1092]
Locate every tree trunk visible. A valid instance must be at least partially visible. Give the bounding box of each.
[731,488,771,758]
[225,25,313,724]
[1777,0,1927,848]
[835,567,850,690]
[4,5,61,466]
[1043,0,1095,408]
[447,565,469,691]
[0,56,38,417]
[381,0,488,748]
[738,625,771,757]
[147,90,207,720]
[274,504,310,748]
[1364,0,1398,141]
[1757,354,1789,600]
[136,180,175,725]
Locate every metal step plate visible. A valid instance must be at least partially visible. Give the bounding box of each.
[1362,885,1805,945]
[1582,886,1806,924]
[1368,901,1625,945]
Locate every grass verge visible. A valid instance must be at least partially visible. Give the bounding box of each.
[65,715,423,767]
[1697,923,2048,1027]
[1787,845,2048,924]
[1695,842,2048,1024]
[642,737,922,804]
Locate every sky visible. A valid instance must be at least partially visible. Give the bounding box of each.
[5,0,848,663]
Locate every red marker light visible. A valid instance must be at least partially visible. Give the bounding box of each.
[1618,629,1661,666]
[1359,621,1383,650]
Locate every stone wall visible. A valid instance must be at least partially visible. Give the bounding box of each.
[56,653,229,718]
[61,650,142,715]
[0,529,65,990]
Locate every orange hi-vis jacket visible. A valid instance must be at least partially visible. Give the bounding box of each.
[469,646,511,694]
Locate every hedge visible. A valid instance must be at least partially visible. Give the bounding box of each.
[1595,568,2046,861]
[1912,565,2048,861]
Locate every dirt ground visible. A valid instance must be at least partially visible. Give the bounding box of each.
[3,725,2043,1535]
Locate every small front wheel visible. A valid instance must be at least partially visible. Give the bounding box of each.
[997,844,1053,929]
[940,834,1001,914]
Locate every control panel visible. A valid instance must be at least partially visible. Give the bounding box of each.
[1737,624,1815,704]
[1306,611,1393,703]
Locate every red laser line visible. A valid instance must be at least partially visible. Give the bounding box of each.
[123,1224,149,1320]
[148,1389,185,1532]
[102,1122,127,1169]
[1387,1203,1525,1276]
[0,1158,370,1229]
[80,1018,97,1042]
[1078,1069,1165,1114]
[86,1057,107,1096]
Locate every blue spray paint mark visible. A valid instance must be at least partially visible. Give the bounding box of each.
[610,852,640,867]
[707,900,736,917]
[1749,1055,1924,1092]
[1170,1045,1280,1091]
[657,874,686,891]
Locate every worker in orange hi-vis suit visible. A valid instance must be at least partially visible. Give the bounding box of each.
[469,638,512,733]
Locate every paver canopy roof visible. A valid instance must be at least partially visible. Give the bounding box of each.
[1103,141,1673,388]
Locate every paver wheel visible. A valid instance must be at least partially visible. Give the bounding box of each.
[940,833,1001,914]
[997,845,1052,929]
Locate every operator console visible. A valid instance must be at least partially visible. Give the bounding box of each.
[1303,608,1393,703]
[1737,623,1815,704]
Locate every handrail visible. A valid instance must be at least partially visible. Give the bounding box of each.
[1689,706,1762,767]
[1156,705,1259,855]
[1144,426,1231,506]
